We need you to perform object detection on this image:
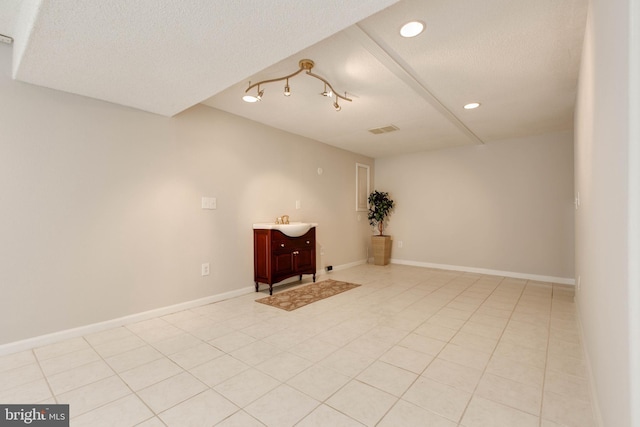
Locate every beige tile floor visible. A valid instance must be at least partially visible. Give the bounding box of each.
[0,264,596,426]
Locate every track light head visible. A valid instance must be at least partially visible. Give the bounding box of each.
[321,83,333,97]
[284,79,291,96]
[242,83,264,102]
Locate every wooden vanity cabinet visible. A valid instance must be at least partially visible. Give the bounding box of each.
[254,227,316,295]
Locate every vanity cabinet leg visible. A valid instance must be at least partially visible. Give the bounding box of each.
[255,282,259,292]
[269,285,273,295]
[313,274,316,283]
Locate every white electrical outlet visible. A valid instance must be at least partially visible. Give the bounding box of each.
[577,275,581,290]
[201,197,216,210]
[296,200,301,210]
[201,263,210,276]
[398,241,403,248]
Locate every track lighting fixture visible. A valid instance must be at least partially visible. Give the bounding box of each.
[243,59,352,111]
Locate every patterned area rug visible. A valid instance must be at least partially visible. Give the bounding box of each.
[256,280,361,311]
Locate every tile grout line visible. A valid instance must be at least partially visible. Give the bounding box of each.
[287,269,452,426]
[80,333,159,424]
[1,266,590,426]
[538,286,556,427]
[31,348,58,405]
[375,271,485,425]
[452,275,518,425]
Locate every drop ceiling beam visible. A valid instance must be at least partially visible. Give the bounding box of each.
[346,24,484,145]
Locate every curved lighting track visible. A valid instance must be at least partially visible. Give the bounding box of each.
[244,59,352,109]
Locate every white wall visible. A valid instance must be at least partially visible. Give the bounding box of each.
[630,1,640,424]
[574,0,640,425]
[0,45,373,346]
[375,132,575,280]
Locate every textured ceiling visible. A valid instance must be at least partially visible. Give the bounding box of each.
[1,0,397,116]
[1,0,587,158]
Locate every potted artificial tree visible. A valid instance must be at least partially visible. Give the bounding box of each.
[368,190,395,265]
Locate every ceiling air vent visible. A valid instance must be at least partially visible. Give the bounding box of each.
[368,125,399,135]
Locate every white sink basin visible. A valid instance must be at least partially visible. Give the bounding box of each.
[253,222,317,237]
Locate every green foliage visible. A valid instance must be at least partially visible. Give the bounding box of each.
[368,190,395,235]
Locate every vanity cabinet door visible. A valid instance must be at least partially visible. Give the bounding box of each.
[293,247,314,272]
[273,251,294,278]
[293,232,315,273]
[272,232,294,280]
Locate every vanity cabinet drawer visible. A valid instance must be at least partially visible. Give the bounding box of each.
[272,230,314,249]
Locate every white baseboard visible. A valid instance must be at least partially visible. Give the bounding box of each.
[0,262,370,356]
[0,258,572,356]
[322,259,367,273]
[0,286,255,357]
[389,258,575,285]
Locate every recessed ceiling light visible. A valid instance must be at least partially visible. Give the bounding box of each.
[464,102,481,110]
[400,21,425,38]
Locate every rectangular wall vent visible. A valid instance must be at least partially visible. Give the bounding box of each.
[368,124,399,135]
